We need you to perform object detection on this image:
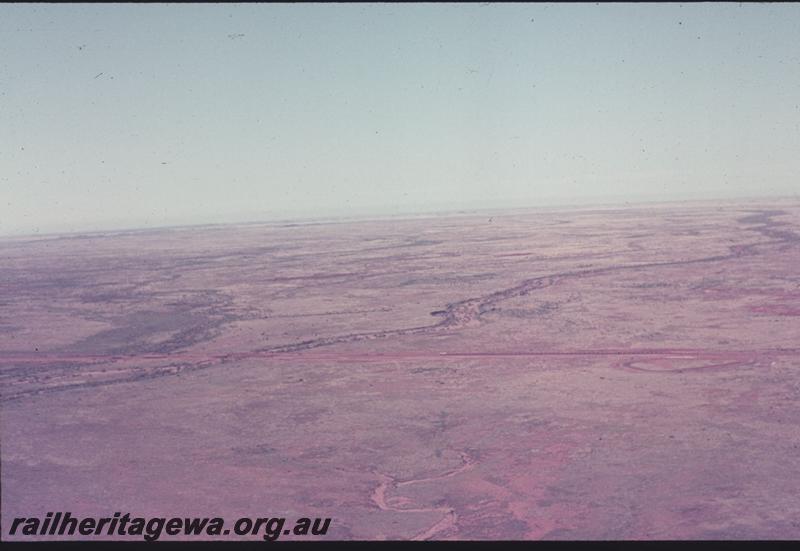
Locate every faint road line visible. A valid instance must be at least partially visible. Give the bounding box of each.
[2,348,799,365]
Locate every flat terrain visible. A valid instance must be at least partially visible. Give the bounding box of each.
[2,198,800,540]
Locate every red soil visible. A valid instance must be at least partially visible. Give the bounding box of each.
[2,199,800,539]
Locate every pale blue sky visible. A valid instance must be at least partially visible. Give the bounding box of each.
[1,3,799,235]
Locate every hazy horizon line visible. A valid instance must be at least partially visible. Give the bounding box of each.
[3,191,798,241]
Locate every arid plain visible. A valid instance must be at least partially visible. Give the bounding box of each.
[2,198,800,540]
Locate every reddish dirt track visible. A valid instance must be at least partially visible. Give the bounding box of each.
[2,199,800,539]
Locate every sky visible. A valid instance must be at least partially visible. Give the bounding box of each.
[1,3,799,235]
